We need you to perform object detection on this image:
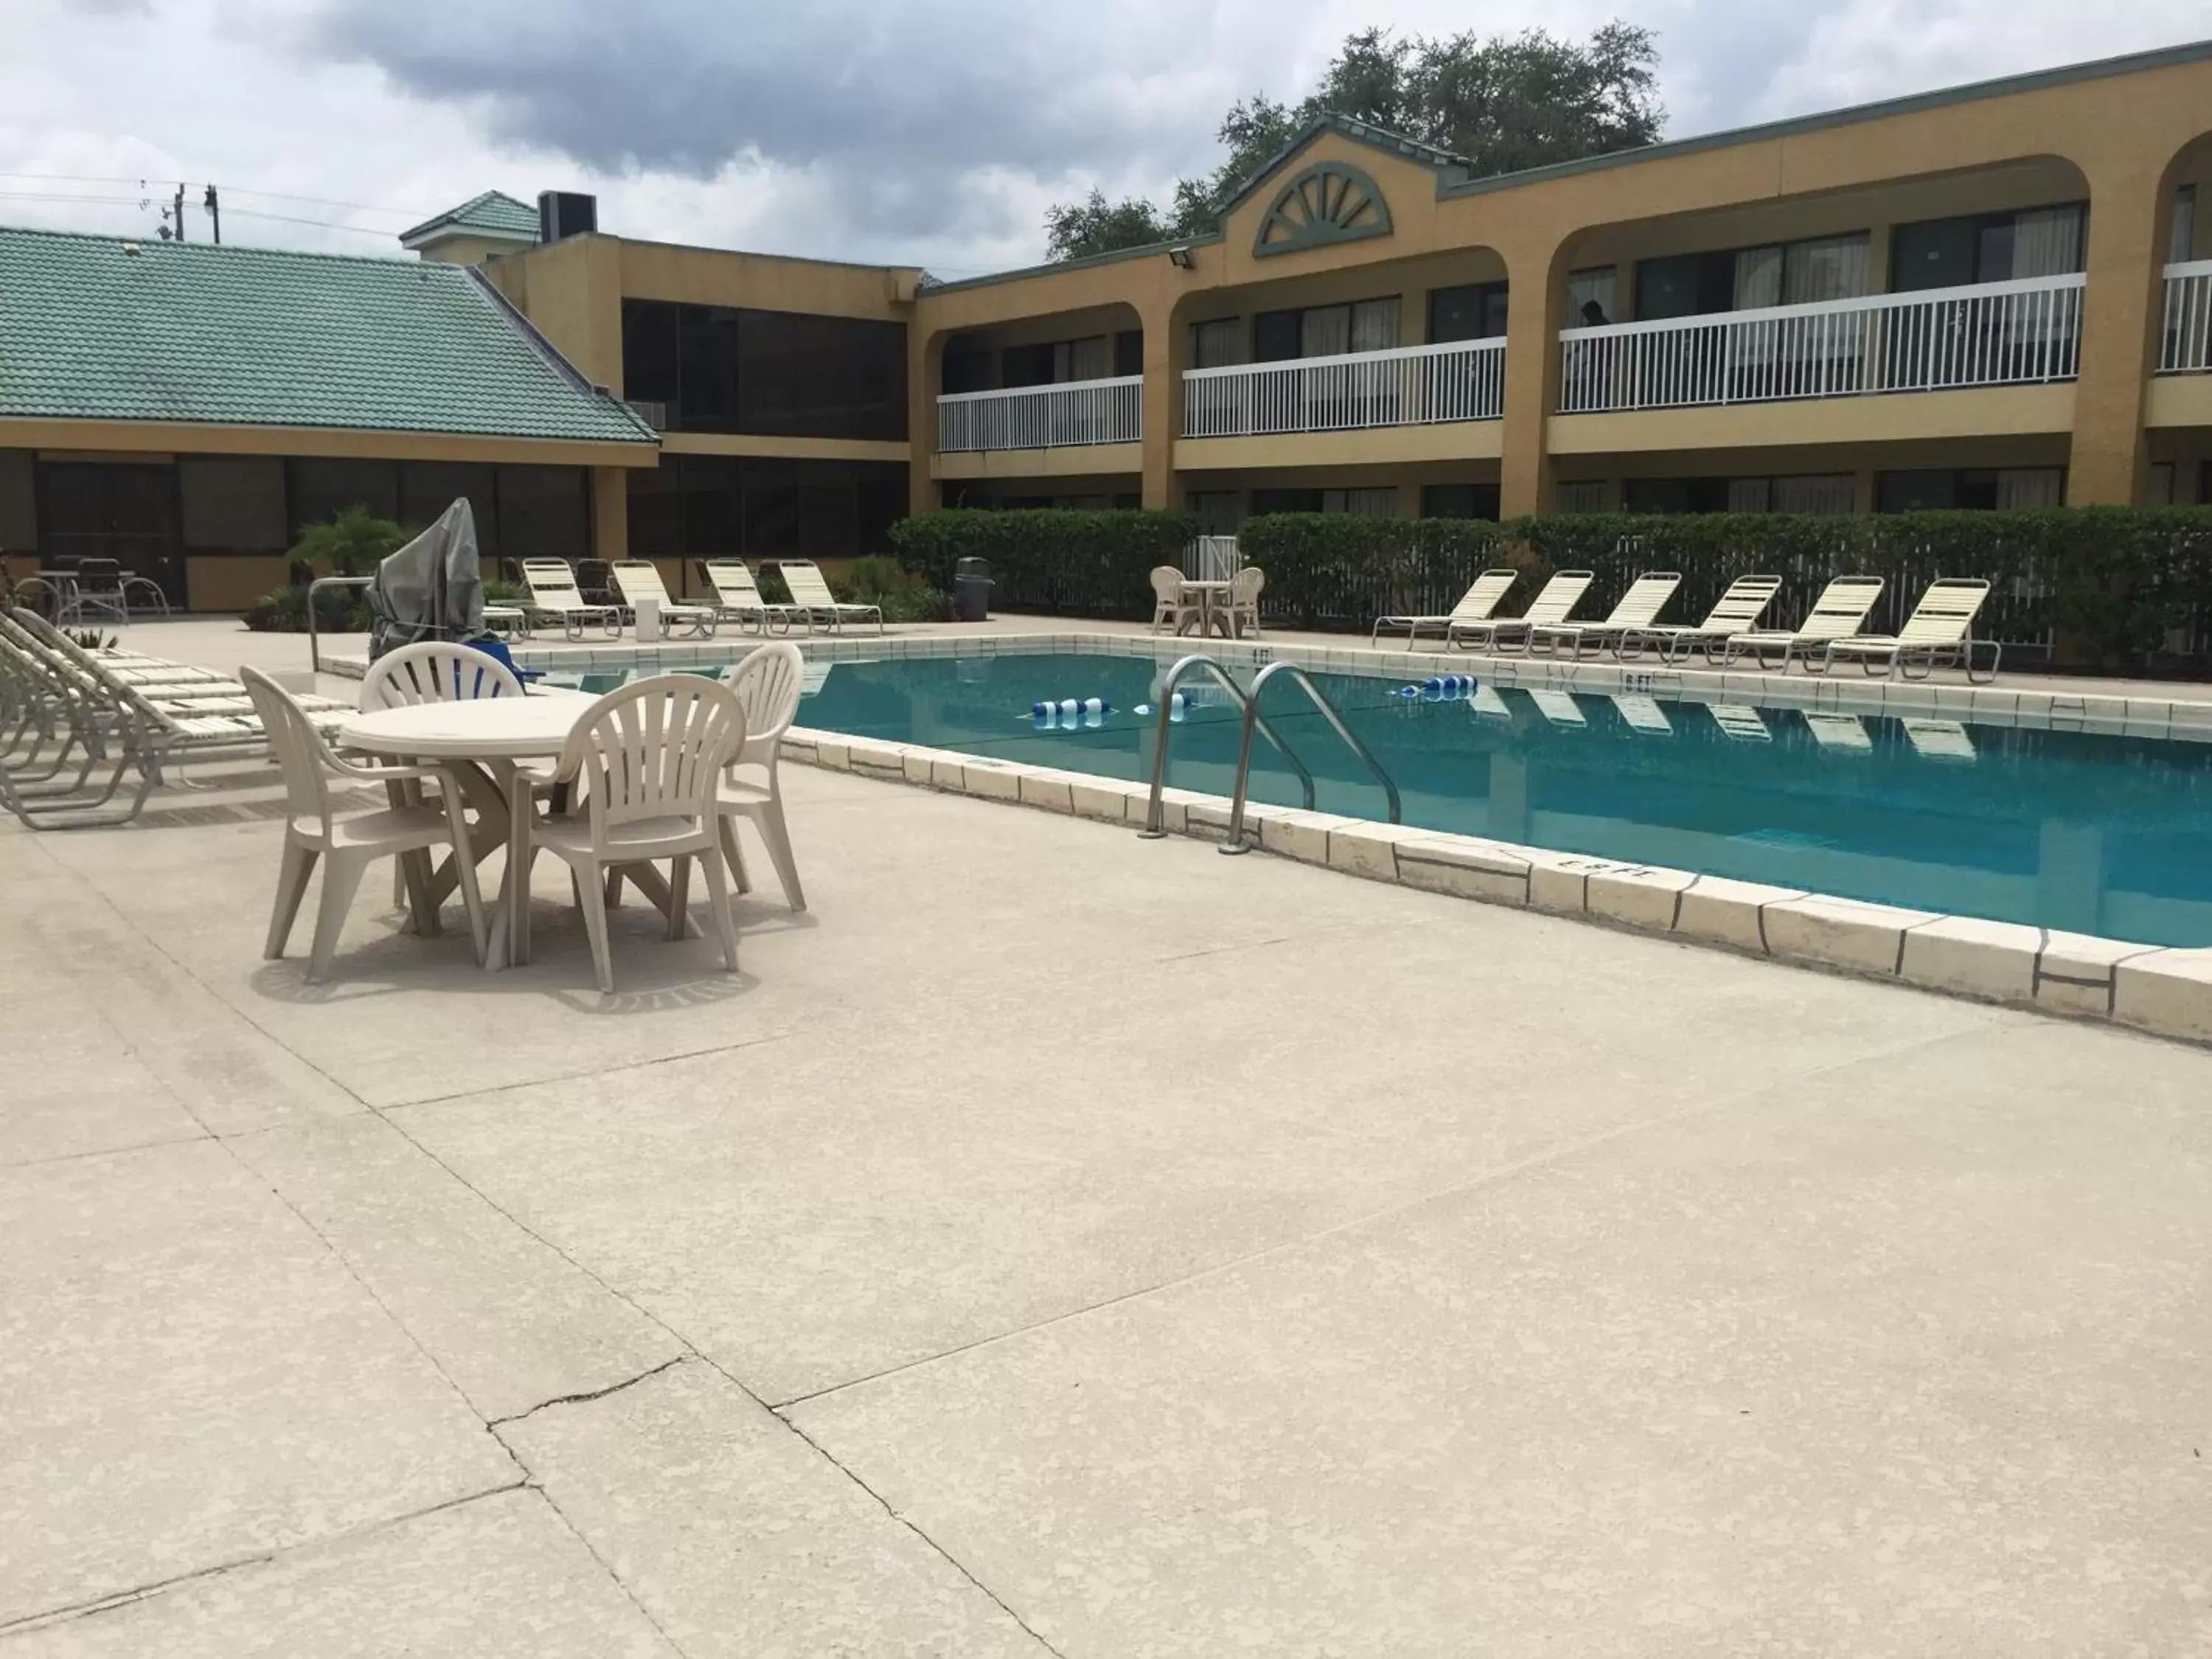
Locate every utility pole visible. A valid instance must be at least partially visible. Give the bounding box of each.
[172,184,186,242]
[203,184,220,244]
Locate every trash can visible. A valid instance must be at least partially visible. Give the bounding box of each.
[954,556,992,622]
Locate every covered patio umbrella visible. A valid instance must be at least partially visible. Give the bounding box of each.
[366,498,486,660]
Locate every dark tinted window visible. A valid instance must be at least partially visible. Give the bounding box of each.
[179,457,287,550]
[288,459,398,535]
[1001,344,1055,387]
[621,299,681,409]
[1624,477,1731,513]
[1890,220,1978,292]
[1427,284,1508,342]
[737,310,905,441]
[1113,330,1144,377]
[400,462,498,552]
[498,465,589,558]
[678,305,741,432]
[1421,482,1501,520]
[1253,311,1301,363]
[678,456,742,560]
[1251,487,1324,514]
[942,344,992,394]
[626,457,907,560]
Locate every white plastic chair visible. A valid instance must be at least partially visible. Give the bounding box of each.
[717,642,807,910]
[535,675,745,993]
[1228,566,1265,639]
[242,667,487,983]
[359,643,521,906]
[1149,566,1187,634]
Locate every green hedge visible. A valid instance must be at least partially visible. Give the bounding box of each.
[888,504,2212,669]
[890,509,1197,618]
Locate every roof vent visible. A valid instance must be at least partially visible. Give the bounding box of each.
[538,191,597,243]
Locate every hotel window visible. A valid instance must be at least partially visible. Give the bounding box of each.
[1555,480,1607,512]
[2149,462,2176,505]
[2171,185,2198,265]
[1252,297,1400,361]
[1113,330,1144,377]
[1002,334,1111,386]
[1189,317,1240,369]
[1422,483,1501,520]
[1719,475,1856,514]
[179,457,287,552]
[1638,232,1871,319]
[1428,283,1509,342]
[1876,467,2065,512]
[1330,487,1399,518]
[1891,204,2086,291]
[619,298,906,439]
[1565,268,1616,328]
[1186,490,1242,535]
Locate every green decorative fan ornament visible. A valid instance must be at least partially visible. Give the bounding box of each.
[1253,162,1394,257]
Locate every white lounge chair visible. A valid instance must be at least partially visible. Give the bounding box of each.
[243,667,487,983]
[1721,576,1885,672]
[1707,703,1773,742]
[1528,688,1587,727]
[535,675,745,993]
[1449,570,1596,653]
[520,560,622,641]
[1528,571,1682,659]
[1903,718,1978,762]
[1813,578,1997,682]
[1626,575,1783,664]
[1371,568,1519,650]
[1470,683,1514,721]
[611,560,717,639]
[700,560,804,634]
[1803,712,1873,752]
[718,641,807,910]
[1610,693,1674,735]
[778,560,883,634]
[1149,566,1188,634]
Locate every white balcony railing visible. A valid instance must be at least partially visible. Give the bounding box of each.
[936,375,1142,452]
[2160,260,2212,374]
[1183,336,1506,439]
[1557,272,2087,414]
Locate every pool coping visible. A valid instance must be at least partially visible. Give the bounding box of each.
[455,628,2212,1046]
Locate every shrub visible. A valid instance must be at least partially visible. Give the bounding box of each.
[1236,514,1531,630]
[289,503,409,577]
[889,509,1197,617]
[243,582,371,633]
[836,554,952,623]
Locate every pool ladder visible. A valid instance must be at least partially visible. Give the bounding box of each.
[1138,655,1402,855]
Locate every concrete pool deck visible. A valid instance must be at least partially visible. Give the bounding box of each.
[4,618,2212,1653]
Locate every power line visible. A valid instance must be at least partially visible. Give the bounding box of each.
[0,171,422,219]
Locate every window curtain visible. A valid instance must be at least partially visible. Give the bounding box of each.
[1349,298,1401,353]
[1565,268,1617,327]
[1774,474,1857,514]
[1059,335,1111,383]
[2011,207,2084,279]
[1727,477,1773,512]
[1784,234,1871,302]
[1733,247,1784,311]
[1301,305,1352,358]
[1323,487,1399,518]
[1996,467,2065,509]
[1189,319,1239,369]
[1555,481,1607,513]
[2171,185,2198,265]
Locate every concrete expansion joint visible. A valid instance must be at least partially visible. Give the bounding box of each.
[484,1354,692,1430]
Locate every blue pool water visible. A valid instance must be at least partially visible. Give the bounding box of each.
[557,652,2212,946]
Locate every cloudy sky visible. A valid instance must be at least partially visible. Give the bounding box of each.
[3,0,2205,276]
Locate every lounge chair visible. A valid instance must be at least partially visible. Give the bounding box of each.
[611,560,717,639]
[1803,712,1873,752]
[1371,568,1519,650]
[1610,693,1674,735]
[1448,570,1596,653]
[778,560,883,634]
[1812,578,1997,682]
[1720,576,1885,671]
[700,560,804,634]
[1624,575,1783,664]
[1528,688,1587,727]
[1470,683,1514,720]
[1707,703,1773,742]
[1528,571,1683,659]
[520,560,623,641]
[1903,718,1977,762]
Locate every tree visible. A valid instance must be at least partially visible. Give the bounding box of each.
[1047,21,1665,259]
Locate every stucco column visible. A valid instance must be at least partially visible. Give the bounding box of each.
[1140,300,1181,511]
[1498,240,1565,518]
[591,465,630,560]
[907,329,941,517]
[2070,162,2168,504]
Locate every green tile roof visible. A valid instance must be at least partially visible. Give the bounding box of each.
[399,189,542,247]
[0,226,655,445]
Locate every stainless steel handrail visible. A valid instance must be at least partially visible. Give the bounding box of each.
[1221,661,1401,855]
[305,575,375,673]
[1138,654,1314,838]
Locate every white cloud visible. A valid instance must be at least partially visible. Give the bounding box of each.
[0,0,2204,273]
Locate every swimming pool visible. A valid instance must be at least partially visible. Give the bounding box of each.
[552,650,2212,946]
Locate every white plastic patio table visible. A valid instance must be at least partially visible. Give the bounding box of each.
[1178,580,1237,638]
[337,696,692,970]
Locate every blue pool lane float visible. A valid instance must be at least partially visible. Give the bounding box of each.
[1029,695,1116,730]
[1399,674,1478,701]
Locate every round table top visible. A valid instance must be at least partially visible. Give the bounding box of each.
[338,695,591,760]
